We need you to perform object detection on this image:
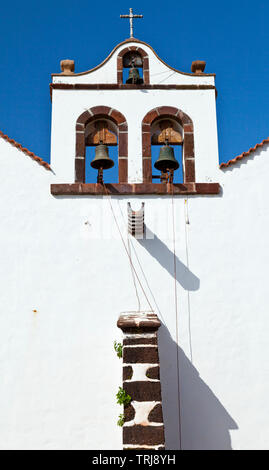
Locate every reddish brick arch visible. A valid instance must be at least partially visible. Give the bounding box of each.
[142,106,195,183]
[75,106,128,183]
[117,46,150,85]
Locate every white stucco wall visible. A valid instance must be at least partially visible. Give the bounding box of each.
[0,39,268,449]
[50,88,219,184]
[0,134,269,450]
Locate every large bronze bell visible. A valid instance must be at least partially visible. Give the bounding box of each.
[154,142,179,172]
[126,63,143,84]
[90,143,114,170]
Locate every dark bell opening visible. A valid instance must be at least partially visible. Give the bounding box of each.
[125,59,144,84]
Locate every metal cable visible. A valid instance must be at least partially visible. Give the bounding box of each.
[128,239,167,326]
[127,234,141,312]
[184,198,193,362]
[103,185,154,312]
[171,185,183,450]
[116,200,167,325]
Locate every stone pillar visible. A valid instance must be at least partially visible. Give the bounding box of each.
[117,312,165,450]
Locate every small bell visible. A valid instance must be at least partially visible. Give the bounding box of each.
[90,142,114,170]
[154,141,179,172]
[126,60,143,84]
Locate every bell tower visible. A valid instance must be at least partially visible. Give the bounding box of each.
[49,23,220,450]
[50,36,220,195]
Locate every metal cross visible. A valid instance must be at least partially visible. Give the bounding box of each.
[120,8,143,38]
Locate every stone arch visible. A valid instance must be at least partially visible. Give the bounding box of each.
[117,46,150,85]
[75,106,128,183]
[142,106,195,183]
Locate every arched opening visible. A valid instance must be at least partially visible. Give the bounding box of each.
[142,107,195,184]
[122,51,144,84]
[117,46,150,85]
[75,106,128,184]
[151,118,184,183]
[85,119,118,183]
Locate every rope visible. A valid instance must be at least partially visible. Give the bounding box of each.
[116,200,167,326]
[104,182,182,446]
[127,235,141,312]
[184,198,193,362]
[171,183,183,450]
[128,236,167,325]
[103,184,154,312]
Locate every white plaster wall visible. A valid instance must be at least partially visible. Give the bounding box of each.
[180,143,269,450]
[52,41,215,86]
[1,134,269,450]
[50,88,219,183]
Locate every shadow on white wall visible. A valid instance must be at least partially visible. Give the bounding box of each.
[138,233,200,291]
[159,324,238,450]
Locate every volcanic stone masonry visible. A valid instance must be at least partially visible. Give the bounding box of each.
[117,312,165,450]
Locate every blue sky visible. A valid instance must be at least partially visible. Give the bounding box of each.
[0,0,268,171]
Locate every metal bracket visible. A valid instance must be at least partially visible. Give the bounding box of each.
[127,202,145,239]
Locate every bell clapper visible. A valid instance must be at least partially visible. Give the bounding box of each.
[153,138,179,180]
[97,167,104,184]
[160,171,169,183]
[168,169,174,184]
[152,170,173,184]
[131,59,135,84]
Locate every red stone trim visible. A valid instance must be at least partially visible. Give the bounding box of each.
[123,381,161,400]
[117,46,150,85]
[123,337,157,345]
[51,38,215,78]
[123,347,159,364]
[123,425,165,446]
[51,182,220,196]
[50,83,215,94]
[0,130,51,171]
[75,106,128,183]
[220,137,269,169]
[148,404,163,422]
[142,106,195,183]
[146,366,160,380]
[117,312,165,450]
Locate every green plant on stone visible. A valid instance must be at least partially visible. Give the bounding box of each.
[114,341,123,359]
[117,413,125,427]
[116,387,131,427]
[116,386,131,406]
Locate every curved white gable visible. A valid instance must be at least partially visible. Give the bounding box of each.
[52,40,215,86]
